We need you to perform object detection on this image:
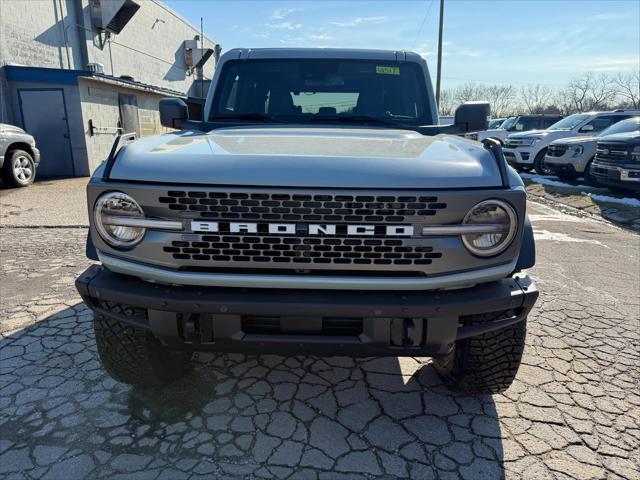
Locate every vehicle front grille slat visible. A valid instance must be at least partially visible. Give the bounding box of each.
[162,235,442,267]
[160,191,446,223]
[596,143,635,164]
[547,145,568,157]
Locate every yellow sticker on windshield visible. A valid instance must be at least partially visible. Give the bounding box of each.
[376,66,400,75]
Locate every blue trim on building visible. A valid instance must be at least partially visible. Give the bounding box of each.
[2,65,185,97]
[3,66,89,85]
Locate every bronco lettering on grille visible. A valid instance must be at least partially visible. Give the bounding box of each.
[190,221,414,236]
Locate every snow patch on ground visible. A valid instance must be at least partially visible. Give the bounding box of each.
[533,229,606,246]
[520,173,598,190]
[581,192,640,208]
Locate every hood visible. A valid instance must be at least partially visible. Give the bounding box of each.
[0,123,25,134]
[551,136,598,146]
[599,132,640,143]
[508,129,573,140]
[508,129,548,139]
[108,127,504,189]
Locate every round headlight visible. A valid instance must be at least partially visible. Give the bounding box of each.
[94,192,145,248]
[461,200,517,257]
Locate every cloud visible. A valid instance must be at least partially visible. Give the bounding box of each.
[270,8,295,20]
[306,33,333,41]
[329,16,387,28]
[266,21,302,31]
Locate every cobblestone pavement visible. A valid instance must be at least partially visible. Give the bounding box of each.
[1,201,639,479]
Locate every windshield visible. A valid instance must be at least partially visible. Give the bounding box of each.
[548,114,591,131]
[210,59,432,125]
[499,117,517,130]
[598,117,640,136]
[488,118,504,129]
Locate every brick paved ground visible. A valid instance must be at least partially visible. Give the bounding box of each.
[0,197,639,479]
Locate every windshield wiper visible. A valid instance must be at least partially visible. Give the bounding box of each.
[209,113,278,122]
[309,115,400,126]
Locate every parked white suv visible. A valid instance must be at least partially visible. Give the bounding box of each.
[465,115,562,144]
[503,110,640,174]
[544,117,640,182]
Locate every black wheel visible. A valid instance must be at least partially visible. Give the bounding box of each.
[1,149,36,187]
[533,149,551,175]
[433,311,527,395]
[93,314,191,387]
[557,171,579,181]
[583,159,600,187]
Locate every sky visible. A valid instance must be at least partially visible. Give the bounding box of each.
[165,0,640,89]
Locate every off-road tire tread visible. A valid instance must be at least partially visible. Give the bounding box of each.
[433,311,527,395]
[94,314,190,387]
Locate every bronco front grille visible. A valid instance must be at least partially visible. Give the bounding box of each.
[162,235,442,267]
[158,191,447,223]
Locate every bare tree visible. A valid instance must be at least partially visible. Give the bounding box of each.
[520,84,554,114]
[452,82,483,104]
[437,70,636,119]
[611,71,640,109]
[437,88,456,116]
[563,72,615,112]
[484,85,517,117]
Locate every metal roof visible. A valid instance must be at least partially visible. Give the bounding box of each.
[2,65,184,96]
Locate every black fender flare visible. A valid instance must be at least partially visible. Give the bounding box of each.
[86,231,99,261]
[515,215,535,270]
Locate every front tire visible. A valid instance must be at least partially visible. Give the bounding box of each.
[533,149,551,175]
[557,171,579,181]
[433,311,527,395]
[584,159,600,187]
[93,314,191,387]
[2,149,36,187]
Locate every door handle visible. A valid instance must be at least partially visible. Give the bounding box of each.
[63,134,70,139]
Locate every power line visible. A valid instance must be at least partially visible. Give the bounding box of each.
[411,0,436,50]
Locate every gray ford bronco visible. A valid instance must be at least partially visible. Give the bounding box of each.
[76,48,538,395]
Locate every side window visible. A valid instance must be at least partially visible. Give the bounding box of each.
[542,117,558,128]
[224,75,240,112]
[515,117,538,131]
[582,116,616,132]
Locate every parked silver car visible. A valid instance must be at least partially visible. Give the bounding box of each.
[0,123,41,187]
[544,117,640,182]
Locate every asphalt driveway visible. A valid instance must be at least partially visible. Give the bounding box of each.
[0,180,638,479]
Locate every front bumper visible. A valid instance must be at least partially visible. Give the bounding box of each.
[76,266,538,357]
[503,147,534,167]
[33,147,41,167]
[544,153,587,173]
[591,163,640,191]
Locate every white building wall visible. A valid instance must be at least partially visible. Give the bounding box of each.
[0,0,218,93]
[78,77,173,172]
[0,0,83,70]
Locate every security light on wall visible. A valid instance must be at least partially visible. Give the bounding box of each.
[90,0,140,48]
[184,39,214,77]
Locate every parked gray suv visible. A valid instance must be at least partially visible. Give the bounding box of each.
[0,123,41,187]
[75,49,538,395]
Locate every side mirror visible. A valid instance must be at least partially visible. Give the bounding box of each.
[160,98,189,128]
[454,101,490,133]
[580,124,594,132]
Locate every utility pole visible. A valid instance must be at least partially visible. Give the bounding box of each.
[200,17,204,100]
[435,0,444,106]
